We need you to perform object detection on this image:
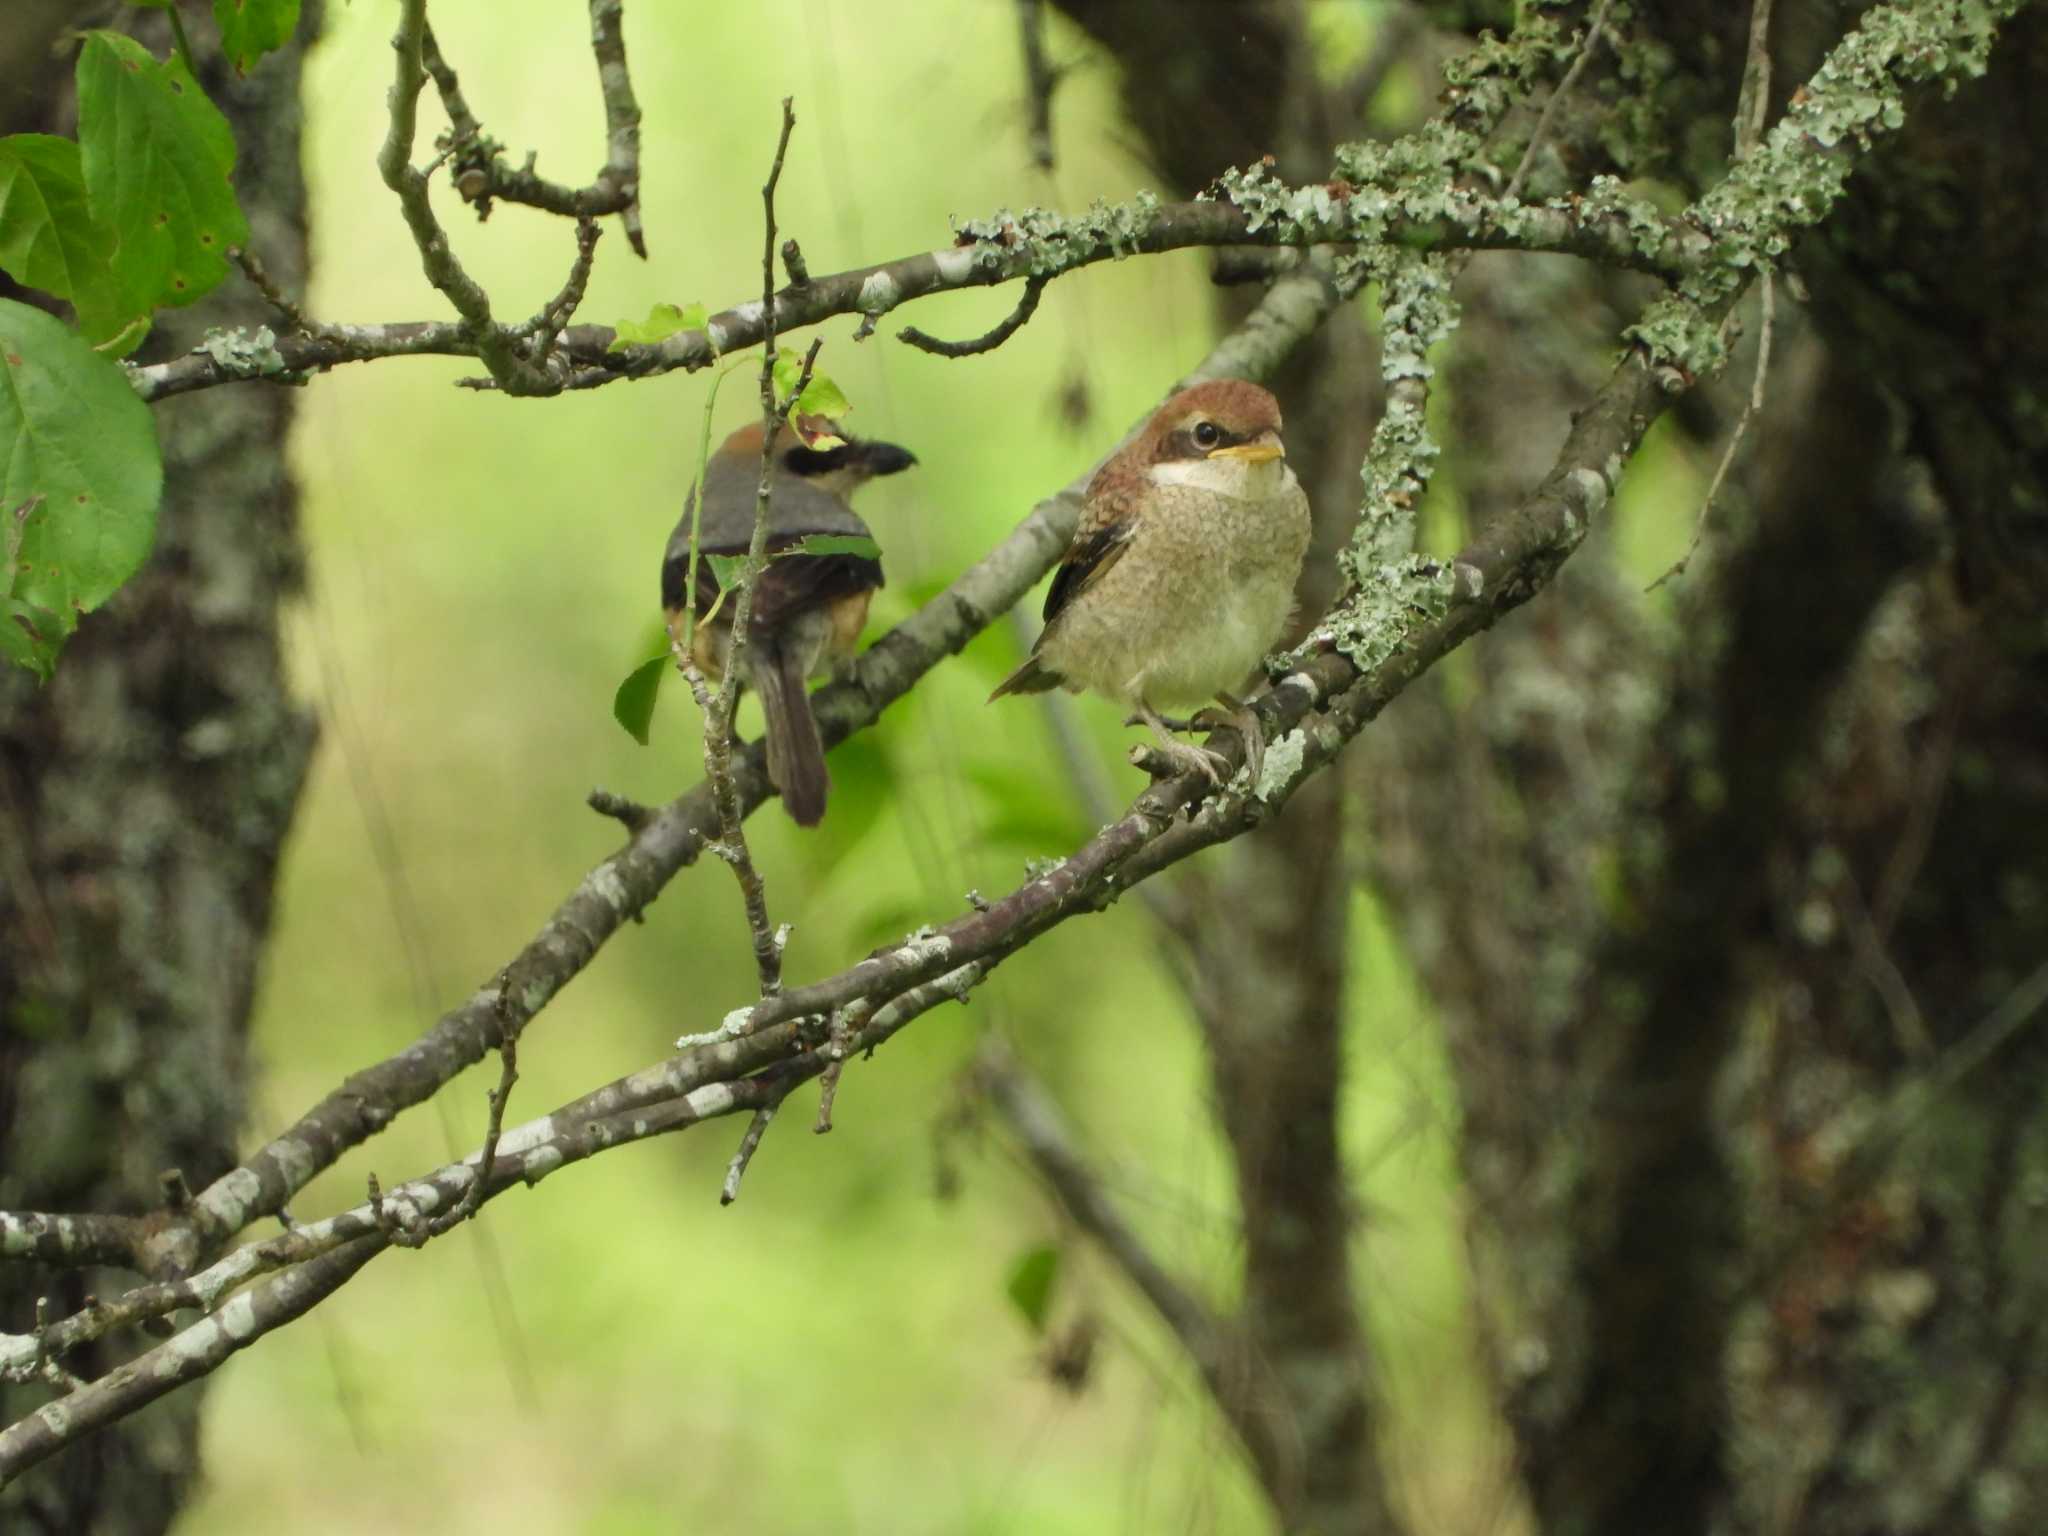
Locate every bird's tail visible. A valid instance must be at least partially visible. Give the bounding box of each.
[988,654,1063,702]
[755,638,829,827]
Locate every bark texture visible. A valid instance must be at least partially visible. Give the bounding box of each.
[0,13,316,1533]
[1366,5,2048,1534]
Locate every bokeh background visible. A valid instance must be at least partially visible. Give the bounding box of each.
[170,3,1696,1530]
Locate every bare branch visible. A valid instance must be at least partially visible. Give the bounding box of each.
[720,1103,781,1205]
[898,273,1049,358]
[975,1043,1238,1384]
[376,0,551,394]
[421,5,646,256]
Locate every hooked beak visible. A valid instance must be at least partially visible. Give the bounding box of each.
[856,440,919,477]
[1211,440,1283,465]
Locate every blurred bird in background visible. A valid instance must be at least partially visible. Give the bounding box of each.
[663,422,916,825]
[990,379,1310,782]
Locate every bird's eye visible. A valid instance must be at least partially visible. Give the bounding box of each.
[1192,421,1222,449]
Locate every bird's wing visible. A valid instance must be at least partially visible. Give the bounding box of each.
[663,539,882,624]
[666,456,874,569]
[1040,475,1139,628]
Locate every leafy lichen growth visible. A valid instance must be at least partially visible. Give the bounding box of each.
[1631,0,2024,370]
[1311,555,1457,678]
[951,194,1167,278]
[195,325,286,379]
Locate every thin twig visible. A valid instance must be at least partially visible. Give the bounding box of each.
[585,786,655,831]
[377,0,548,394]
[686,98,807,1002]
[418,8,646,256]
[1500,0,1618,204]
[1645,277,1774,593]
[720,1102,781,1205]
[1646,0,1776,593]
[521,217,602,367]
[899,273,1050,358]
[587,0,647,256]
[227,245,334,340]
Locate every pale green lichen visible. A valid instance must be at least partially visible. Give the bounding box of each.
[952,194,1167,278]
[195,325,287,379]
[1253,729,1308,803]
[1311,556,1457,677]
[1349,251,1461,579]
[1632,0,2024,371]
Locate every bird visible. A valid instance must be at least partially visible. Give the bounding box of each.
[661,420,916,826]
[989,379,1310,785]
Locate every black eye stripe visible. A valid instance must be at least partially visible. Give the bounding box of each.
[782,444,853,476]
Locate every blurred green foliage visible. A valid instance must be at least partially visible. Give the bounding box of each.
[161,3,1683,1530]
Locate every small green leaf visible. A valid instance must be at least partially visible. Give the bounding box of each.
[770,350,852,418]
[612,653,668,745]
[75,31,249,313]
[705,552,744,590]
[796,373,850,418]
[786,533,882,561]
[0,135,147,350]
[0,299,163,677]
[608,300,709,351]
[212,0,301,76]
[1005,1244,1061,1335]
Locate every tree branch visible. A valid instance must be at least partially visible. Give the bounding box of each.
[126,181,1708,402]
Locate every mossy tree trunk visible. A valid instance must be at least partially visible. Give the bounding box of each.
[0,12,317,1533]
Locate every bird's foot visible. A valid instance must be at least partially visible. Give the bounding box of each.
[1134,704,1229,785]
[1194,693,1265,785]
[1125,711,1194,732]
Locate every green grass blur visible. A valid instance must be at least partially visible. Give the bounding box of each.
[161,4,1700,1530]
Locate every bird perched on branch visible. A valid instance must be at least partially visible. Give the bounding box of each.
[662,421,916,826]
[990,379,1310,784]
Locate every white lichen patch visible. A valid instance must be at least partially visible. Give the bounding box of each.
[890,926,953,968]
[677,1004,754,1051]
[216,1291,260,1343]
[683,1081,737,1119]
[520,1144,565,1183]
[587,863,630,910]
[857,270,901,314]
[1254,729,1309,802]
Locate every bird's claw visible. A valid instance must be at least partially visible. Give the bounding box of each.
[1132,738,1229,785]
[1193,701,1265,785]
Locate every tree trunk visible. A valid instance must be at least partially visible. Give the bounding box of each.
[0,13,317,1532]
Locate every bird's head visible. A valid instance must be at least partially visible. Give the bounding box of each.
[1131,379,1292,498]
[717,420,918,501]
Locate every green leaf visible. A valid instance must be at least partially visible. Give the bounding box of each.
[796,372,851,418]
[769,351,851,419]
[705,552,744,590]
[0,135,146,350]
[1005,1244,1061,1335]
[612,653,668,746]
[212,0,301,76]
[2,495,65,681]
[608,301,708,352]
[75,30,249,313]
[786,533,882,562]
[0,298,163,677]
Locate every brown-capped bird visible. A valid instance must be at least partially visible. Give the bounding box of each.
[990,379,1309,783]
[662,421,916,826]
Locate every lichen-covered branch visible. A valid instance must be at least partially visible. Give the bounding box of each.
[0,265,1348,1289]
[126,179,1705,402]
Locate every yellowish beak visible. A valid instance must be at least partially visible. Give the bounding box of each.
[1210,440,1283,464]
